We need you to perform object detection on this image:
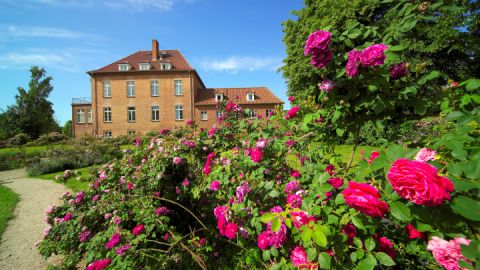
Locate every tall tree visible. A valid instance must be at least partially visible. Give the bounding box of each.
[282,0,480,100]
[1,66,59,139]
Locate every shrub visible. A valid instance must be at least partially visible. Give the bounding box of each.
[27,132,67,146]
[7,133,30,146]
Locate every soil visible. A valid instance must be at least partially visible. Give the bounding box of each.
[0,169,70,270]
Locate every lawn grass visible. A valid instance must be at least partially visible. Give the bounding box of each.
[0,185,18,241]
[34,166,94,192]
[334,144,381,165]
[0,144,73,171]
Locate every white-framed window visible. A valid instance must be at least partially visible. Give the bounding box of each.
[76,109,85,123]
[139,63,150,70]
[246,109,256,118]
[118,64,130,71]
[103,81,111,97]
[247,93,255,101]
[128,130,136,136]
[128,107,136,122]
[150,80,159,96]
[104,107,112,122]
[215,94,223,102]
[216,111,222,119]
[266,109,273,117]
[174,80,182,96]
[104,131,112,138]
[200,111,208,121]
[151,106,160,121]
[127,81,135,97]
[175,105,183,120]
[87,109,93,123]
[161,63,172,70]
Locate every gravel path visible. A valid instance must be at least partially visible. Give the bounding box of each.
[0,169,70,270]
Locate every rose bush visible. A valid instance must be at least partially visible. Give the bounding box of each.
[37,31,479,270]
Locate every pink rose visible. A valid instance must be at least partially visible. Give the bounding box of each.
[115,244,131,256]
[257,231,271,250]
[132,224,144,236]
[451,81,459,87]
[341,224,357,241]
[210,180,221,191]
[290,170,301,178]
[63,213,73,222]
[359,44,388,66]
[325,164,335,176]
[346,49,360,78]
[224,222,238,239]
[389,62,408,80]
[291,246,317,269]
[288,96,295,102]
[368,151,380,164]
[428,237,472,270]
[285,106,300,119]
[105,233,121,249]
[79,230,92,242]
[304,30,331,55]
[286,193,302,208]
[256,138,267,149]
[86,258,111,270]
[414,148,436,163]
[342,181,389,218]
[376,235,397,258]
[327,177,343,189]
[285,180,300,193]
[182,178,190,187]
[387,158,454,206]
[290,210,317,229]
[319,80,335,93]
[404,224,426,240]
[250,147,263,163]
[311,49,333,68]
[155,206,171,216]
[185,119,193,126]
[173,157,182,165]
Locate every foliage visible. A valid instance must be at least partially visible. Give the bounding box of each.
[0,66,59,139]
[6,133,31,146]
[62,120,73,138]
[38,91,478,269]
[0,185,18,242]
[26,132,67,147]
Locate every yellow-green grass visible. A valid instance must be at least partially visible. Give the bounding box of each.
[33,166,94,192]
[0,185,18,241]
[334,145,381,165]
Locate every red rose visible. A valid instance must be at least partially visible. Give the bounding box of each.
[376,235,397,258]
[387,159,454,206]
[404,224,426,240]
[342,182,389,218]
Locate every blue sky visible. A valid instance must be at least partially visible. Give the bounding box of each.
[0,0,303,125]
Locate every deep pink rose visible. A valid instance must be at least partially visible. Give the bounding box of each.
[286,193,302,208]
[182,178,189,187]
[368,151,380,164]
[342,181,389,218]
[115,244,131,256]
[325,164,335,176]
[257,231,271,250]
[427,237,472,270]
[173,157,182,165]
[346,49,360,78]
[250,147,263,163]
[304,30,331,55]
[285,180,300,193]
[414,148,436,163]
[341,224,357,241]
[210,180,221,191]
[290,170,301,178]
[79,230,92,242]
[185,119,193,126]
[359,44,388,66]
[451,81,459,87]
[155,206,171,216]
[224,222,238,239]
[288,96,295,102]
[404,224,426,240]
[291,246,317,269]
[285,106,300,119]
[132,224,144,236]
[105,233,121,249]
[319,80,335,93]
[290,210,317,229]
[376,235,397,258]
[389,62,408,80]
[327,177,343,189]
[63,213,73,222]
[86,258,111,270]
[311,49,333,68]
[387,159,454,206]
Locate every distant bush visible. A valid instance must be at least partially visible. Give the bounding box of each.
[7,133,30,146]
[26,132,67,146]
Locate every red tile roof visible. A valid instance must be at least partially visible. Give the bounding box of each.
[195,87,283,105]
[88,50,193,74]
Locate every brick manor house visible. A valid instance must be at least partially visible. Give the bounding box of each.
[72,40,283,137]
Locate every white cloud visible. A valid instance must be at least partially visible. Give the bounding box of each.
[6,0,195,11]
[2,25,99,39]
[198,56,282,73]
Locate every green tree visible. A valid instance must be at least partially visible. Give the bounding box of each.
[62,120,73,138]
[282,0,480,100]
[0,66,59,139]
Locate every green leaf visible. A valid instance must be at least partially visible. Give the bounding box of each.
[259,213,275,223]
[354,237,363,249]
[356,258,375,270]
[390,201,412,222]
[461,240,479,261]
[466,79,480,91]
[365,238,376,251]
[414,102,426,115]
[451,196,480,221]
[312,230,327,247]
[463,159,480,180]
[262,250,270,261]
[348,29,362,39]
[270,247,278,257]
[318,252,332,269]
[284,218,292,228]
[375,252,396,266]
[418,70,441,84]
[302,228,313,242]
[351,216,364,229]
[271,217,281,232]
[388,45,406,51]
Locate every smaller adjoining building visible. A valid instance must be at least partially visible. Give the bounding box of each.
[72,40,283,137]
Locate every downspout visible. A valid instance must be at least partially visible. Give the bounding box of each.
[190,70,194,121]
[93,76,98,137]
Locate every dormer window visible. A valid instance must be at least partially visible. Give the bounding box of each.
[118,64,130,71]
[247,93,255,101]
[160,63,172,70]
[139,63,151,71]
[215,93,223,102]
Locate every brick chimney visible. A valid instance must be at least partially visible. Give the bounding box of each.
[152,39,159,61]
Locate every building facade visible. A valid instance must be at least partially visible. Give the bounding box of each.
[72,40,283,137]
